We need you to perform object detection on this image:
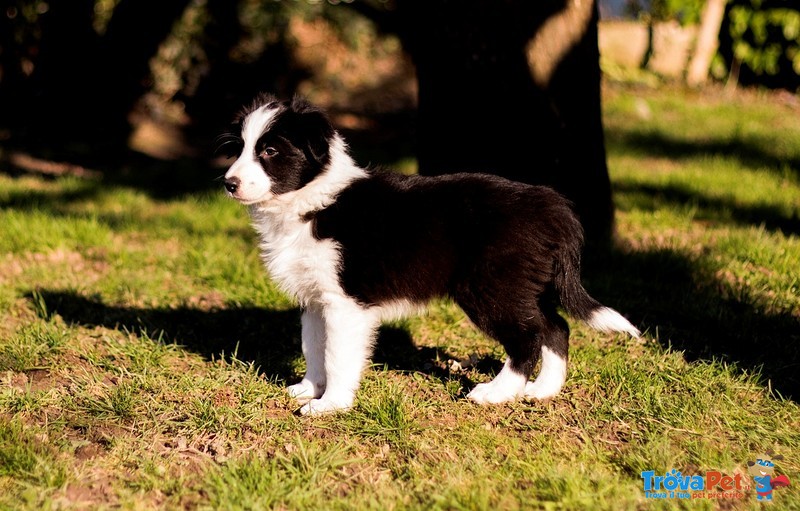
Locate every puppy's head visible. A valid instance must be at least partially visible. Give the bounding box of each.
[219,93,335,204]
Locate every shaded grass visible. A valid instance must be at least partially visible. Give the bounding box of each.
[0,83,799,509]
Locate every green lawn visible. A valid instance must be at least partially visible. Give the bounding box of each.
[1,83,798,510]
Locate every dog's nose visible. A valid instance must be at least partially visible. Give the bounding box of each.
[224,176,240,194]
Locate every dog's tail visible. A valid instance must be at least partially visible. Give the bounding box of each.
[554,244,640,338]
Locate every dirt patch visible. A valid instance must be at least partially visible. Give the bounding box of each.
[25,368,66,392]
[6,368,68,395]
[156,433,231,465]
[8,152,102,179]
[185,291,226,312]
[211,387,237,408]
[74,442,105,461]
[62,483,111,508]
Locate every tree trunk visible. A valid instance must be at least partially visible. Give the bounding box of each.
[26,0,100,147]
[687,0,727,87]
[26,0,191,154]
[92,0,194,143]
[395,0,614,246]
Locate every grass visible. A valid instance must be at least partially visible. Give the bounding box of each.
[1,81,799,510]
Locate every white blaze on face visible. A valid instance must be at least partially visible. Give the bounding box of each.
[224,104,281,204]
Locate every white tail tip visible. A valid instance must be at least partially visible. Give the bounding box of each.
[588,307,641,338]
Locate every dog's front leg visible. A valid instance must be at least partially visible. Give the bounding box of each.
[299,301,378,416]
[287,307,326,402]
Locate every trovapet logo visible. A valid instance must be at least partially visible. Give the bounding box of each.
[641,451,791,502]
[640,469,747,500]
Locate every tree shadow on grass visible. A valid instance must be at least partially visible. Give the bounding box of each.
[31,290,468,389]
[584,247,800,401]
[606,130,800,182]
[613,181,800,237]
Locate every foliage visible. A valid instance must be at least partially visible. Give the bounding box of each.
[622,0,800,89]
[727,0,800,77]
[648,0,706,25]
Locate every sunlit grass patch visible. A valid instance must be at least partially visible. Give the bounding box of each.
[0,322,66,372]
[204,437,354,510]
[0,421,68,505]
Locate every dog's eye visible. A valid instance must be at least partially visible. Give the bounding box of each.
[261,147,278,157]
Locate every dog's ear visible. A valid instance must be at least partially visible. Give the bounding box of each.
[283,96,334,167]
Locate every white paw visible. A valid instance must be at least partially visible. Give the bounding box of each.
[287,379,323,402]
[299,397,351,416]
[466,381,523,405]
[523,380,560,400]
[522,348,566,401]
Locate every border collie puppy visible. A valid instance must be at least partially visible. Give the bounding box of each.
[220,93,640,415]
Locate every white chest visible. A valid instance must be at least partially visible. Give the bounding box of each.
[250,209,342,306]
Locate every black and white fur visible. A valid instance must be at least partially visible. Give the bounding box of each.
[220,93,640,415]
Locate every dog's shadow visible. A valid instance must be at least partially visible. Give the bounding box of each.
[31,290,477,391]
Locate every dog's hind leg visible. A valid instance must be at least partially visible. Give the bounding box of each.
[524,310,569,400]
[461,303,543,404]
[466,355,531,404]
[299,300,379,415]
[288,307,327,402]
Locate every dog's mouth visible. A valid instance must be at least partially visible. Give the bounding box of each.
[222,172,276,205]
[225,189,273,206]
